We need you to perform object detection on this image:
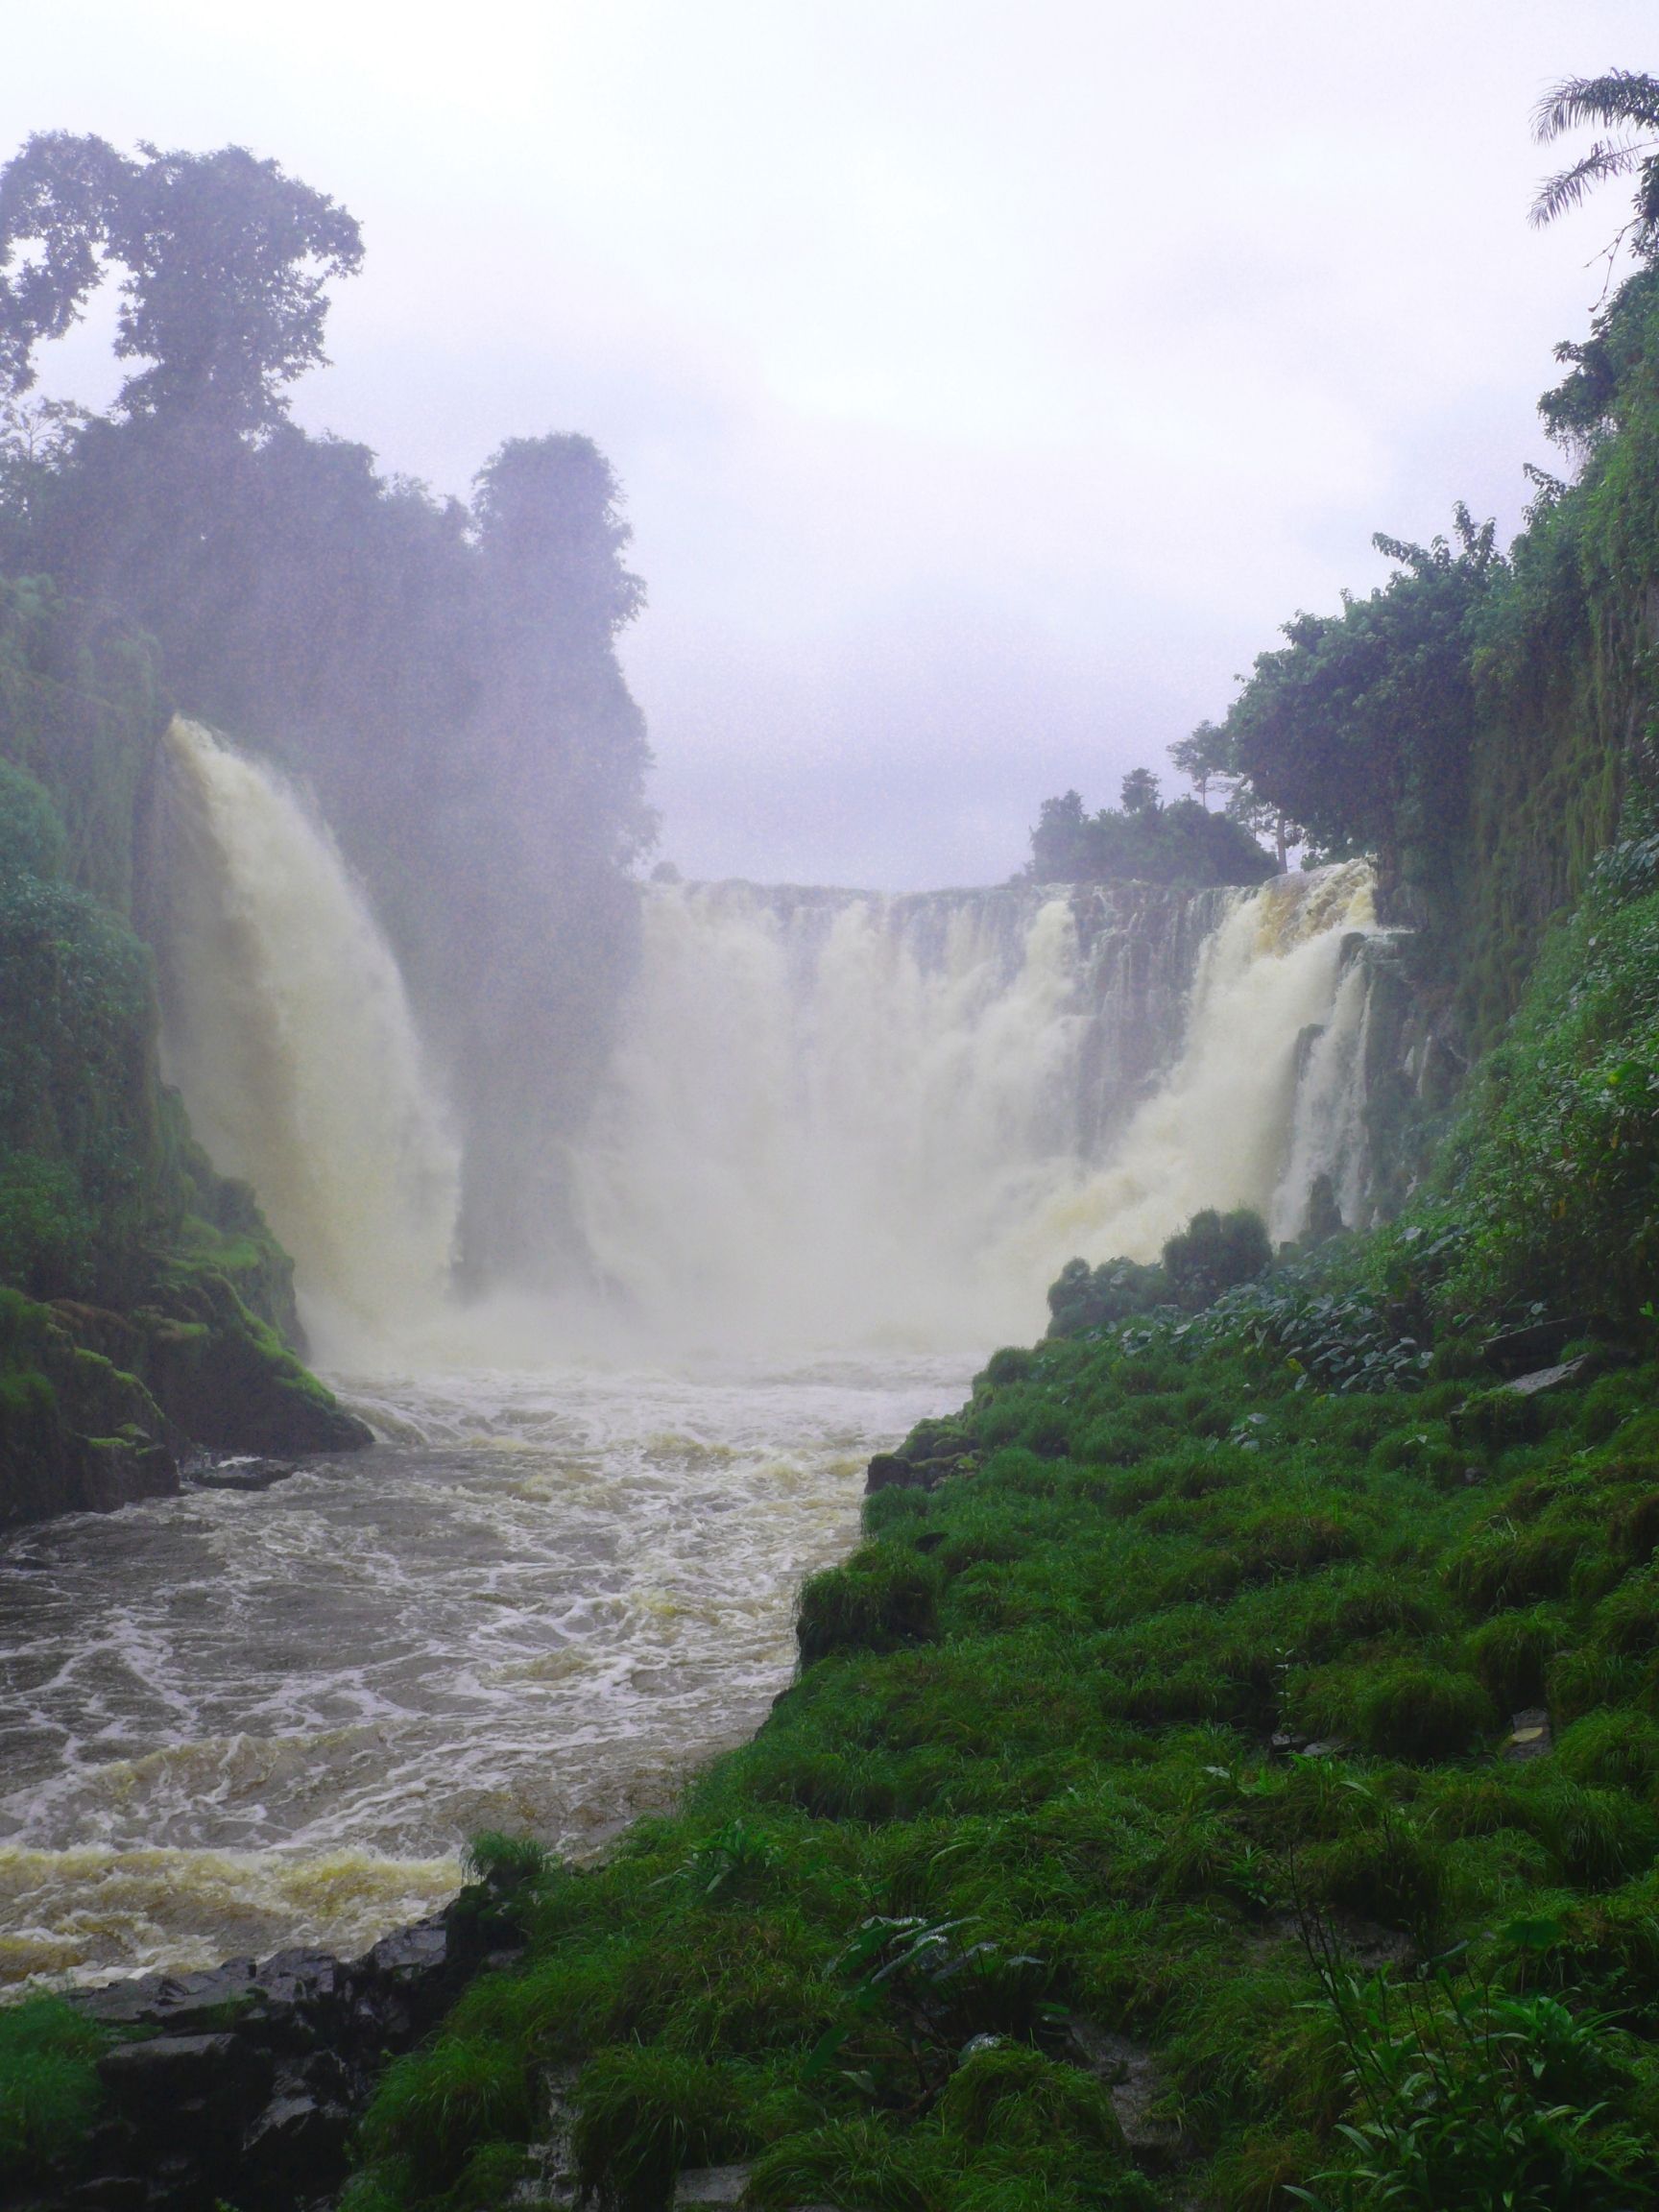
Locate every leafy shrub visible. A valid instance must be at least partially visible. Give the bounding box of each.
[1046,1255,1167,1339]
[0,762,66,881]
[1294,1970,1646,2210]
[979,1346,1037,1386]
[1163,1207,1272,1309]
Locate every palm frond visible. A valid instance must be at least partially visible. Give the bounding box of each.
[1529,142,1641,228]
[1533,71,1659,144]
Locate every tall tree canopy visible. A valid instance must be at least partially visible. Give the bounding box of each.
[0,132,362,428]
[1026,776,1273,889]
[0,132,652,1291]
[1214,506,1502,917]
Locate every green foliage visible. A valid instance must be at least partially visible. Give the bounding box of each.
[1352,1665,1494,1762]
[357,2036,536,2195]
[1162,1209,1272,1310]
[1292,1968,1648,2209]
[1046,1254,1168,1339]
[0,759,63,878]
[1425,867,1659,1329]
[0,132,363,426]
[0,261,655,1289]
[1046,1209,1270,1340]
[0,1995,108,2185]
[1027,783,1274,890]
[797,1546,942,1664]
[1218,508,1501,925]
[571,2047,744,2212]
[462,1830,555,1892]
[349,1304,1659,2212]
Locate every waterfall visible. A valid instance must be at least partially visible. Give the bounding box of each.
[143,720,1382,1360]
[571,861,1381,1349]
[149,719,462,1358]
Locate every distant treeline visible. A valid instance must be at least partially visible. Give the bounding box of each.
[1026,771,1275,891]
[0,132,656,1287]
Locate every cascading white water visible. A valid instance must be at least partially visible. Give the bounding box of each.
[1,783,1389,1988]
[573,860,1380,1349]
[1035,860,1380,1271]
[151,719,462,1358]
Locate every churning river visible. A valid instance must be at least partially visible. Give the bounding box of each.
[0,720,1388,1988]
[0,1353,966,1984]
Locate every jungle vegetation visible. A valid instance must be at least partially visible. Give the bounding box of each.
[326,75,1659,2212]
[0,131,656,1287]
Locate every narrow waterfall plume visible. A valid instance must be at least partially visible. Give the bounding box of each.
[573,862,1381,1350]
[150,718,461,1357]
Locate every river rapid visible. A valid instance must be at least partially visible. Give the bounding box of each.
[0,1352,966,1986]
[0,734,1388,1991]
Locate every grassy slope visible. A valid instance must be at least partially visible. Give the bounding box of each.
[342,1332,1659,2212]
[338,839,1659,2212]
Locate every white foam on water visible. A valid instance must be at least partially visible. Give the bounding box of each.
[3,740,1389,1984]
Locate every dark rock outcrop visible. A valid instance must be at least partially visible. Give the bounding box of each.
[863,1424,978,1498]
[18,1909,509,2212]
[0,1281,370,1530]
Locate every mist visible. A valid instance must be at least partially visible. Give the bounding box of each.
[5,0,1654,885]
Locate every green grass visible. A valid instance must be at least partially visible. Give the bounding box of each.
[344,1311,1659,2212]
[0,1996,109,2186]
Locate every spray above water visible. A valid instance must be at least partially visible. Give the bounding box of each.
[146,722,1381,1360]
[151,719,462,1358]
[573,862,1382,1351]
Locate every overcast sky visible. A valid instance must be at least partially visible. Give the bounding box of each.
[5,1,1654,886]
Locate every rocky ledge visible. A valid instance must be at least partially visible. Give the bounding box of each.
[9,1902,513,2212]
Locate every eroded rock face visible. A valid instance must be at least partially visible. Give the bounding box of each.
[0,1280,370,1530]
[30,1908,511,2212]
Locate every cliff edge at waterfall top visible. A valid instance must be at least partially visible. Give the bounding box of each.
[10,30,1659,2212]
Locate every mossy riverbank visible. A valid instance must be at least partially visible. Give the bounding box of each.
[325,857,1659,2212]
[326,1327,1659,2212]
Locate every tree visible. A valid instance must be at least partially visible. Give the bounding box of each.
[1119,766,1161,815]
[0,133,362,429]
[1530,72,1659,259]
[1168,720,1232,809]
[1216,505,1502,909]
[1026,780,1273,889]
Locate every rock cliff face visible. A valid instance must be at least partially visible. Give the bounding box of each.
[0,582,371,1528]
[0,1278,371,1527]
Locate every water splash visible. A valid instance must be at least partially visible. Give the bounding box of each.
[150,719,462,1359]
[1036,860,1380,1266]
[572,862,1381,1349]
